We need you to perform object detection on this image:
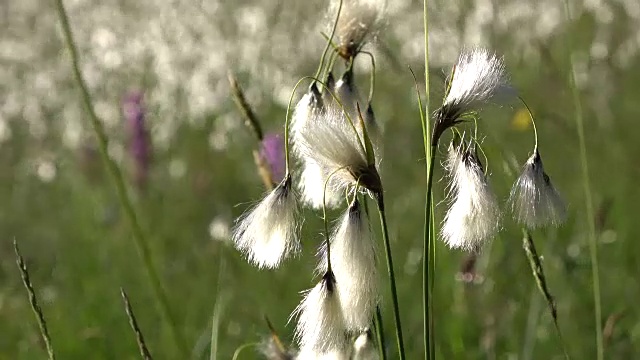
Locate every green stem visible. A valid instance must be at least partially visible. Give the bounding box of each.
[314,0,342,80]
[53,0,187,355]
[423,144,437,360]
[422,0,436,358]
[375,194,405,360]
[374,306,387,360]
[562,2,603,359]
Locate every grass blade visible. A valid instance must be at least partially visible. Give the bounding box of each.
[14,239,56,360]
[562,1,603,358]
[228,72,264,142]
[121,288,154,360]
[521,230,569,359]
[52,0,187,354]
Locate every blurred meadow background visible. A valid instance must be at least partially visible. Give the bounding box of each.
[2,0,640,358]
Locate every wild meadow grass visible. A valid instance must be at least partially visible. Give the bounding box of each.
[2,0,640,359]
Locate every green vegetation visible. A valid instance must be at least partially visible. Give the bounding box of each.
[2,0,639,358]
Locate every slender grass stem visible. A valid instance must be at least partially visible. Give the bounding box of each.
[314,0,342,80]
[562,2,603,358]
[521,230,570,359]
[374,306,387,360]
[121,288,154,360]
[231,343,260,360]
[422,0,436,357]
[375,194,405,360]
[53,0,187,355]
[14,239,56,360]
[424,145,437,359]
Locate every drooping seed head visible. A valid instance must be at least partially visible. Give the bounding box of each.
[441,141,501,251]
[509,149,567,228]
[353,330,379,360]
[232,176,300,268]
[291,271,347,353]
[318,200,378,331]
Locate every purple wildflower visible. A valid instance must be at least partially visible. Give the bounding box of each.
[122,90,151,189]
[260,133,286,183]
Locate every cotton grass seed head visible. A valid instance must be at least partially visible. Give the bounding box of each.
[295,347,349,360]
[232,176,300,268]
[353,330,379,360]
[509,149,567,228]
[291,84,324,143]
[334,69,359,118]
[298,105,381,198]
[363,103,382,153]
[318,200,378,331]
[298,159,344,210]
[291,85,344,209]
[434,49,511,142]
[330,0,385,60]
[322,72,336,107]
[441,141,501,251]
[292,271,347,354]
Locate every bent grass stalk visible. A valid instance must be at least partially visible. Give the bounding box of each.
[228,73,275,189]
[562,1,603,358]
[521,230,570,359]
[231,343,260,360]
[121,288,154,360]
[53,0,187,355]
[14,239,56,360]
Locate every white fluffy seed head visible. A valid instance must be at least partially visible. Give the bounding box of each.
[353,331,379,360]
[292,272,347,353]
[322,72,337,108]
[509,150,567,228]
[443,48,510,114]
[232,178,299,268]
[298,159,343,210]
[295,346,350,360]
[291,85,323,152]
[318,200,378,331]
[297,105,378,196]
[334,70,360,119]
[332,71,382,163]
[291,85,343,210]
[441,142,501,251]
[330,0,385,59]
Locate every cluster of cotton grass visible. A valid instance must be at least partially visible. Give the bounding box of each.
[432,49,567,252]
[232,0,385,359]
